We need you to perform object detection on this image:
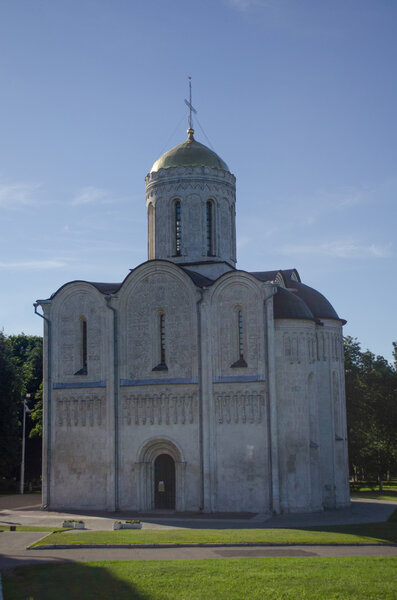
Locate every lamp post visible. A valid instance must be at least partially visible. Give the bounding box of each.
[20,394,31,495]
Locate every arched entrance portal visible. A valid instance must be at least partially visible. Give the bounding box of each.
[154,454,175,509]
[135,437,186,512]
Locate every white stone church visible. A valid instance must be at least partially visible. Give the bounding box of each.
[36,126,350,514]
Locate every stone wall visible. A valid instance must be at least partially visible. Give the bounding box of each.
[275,318,349,513]
[145,165,236,267]
[47,283,114,509]
[41,265,349,514]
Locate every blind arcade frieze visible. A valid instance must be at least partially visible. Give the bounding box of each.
[56,393,105,427]
[122,393,198,426]
[215,391,264,425]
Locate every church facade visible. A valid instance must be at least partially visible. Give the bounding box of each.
[36,127,350,514]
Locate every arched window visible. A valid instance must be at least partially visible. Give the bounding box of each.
[206,200,214,256]
[238,310,244,359]
[231,308,247,368]
[74,317,87,375]
[153,311,168,371]
[160,313,166,365]
[175,200,181,256]
[148,202,155,259]
[82,319,87,368]
[230,203,236,262]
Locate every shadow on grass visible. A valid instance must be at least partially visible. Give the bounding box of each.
[297,517,397,544]
[286,508,397,544]
[3,561,150,600]
[351,489,397,500]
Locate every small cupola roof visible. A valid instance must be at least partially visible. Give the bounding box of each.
[150,129,230,173]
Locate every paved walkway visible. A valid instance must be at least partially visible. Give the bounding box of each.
[1,494,396,571]
[0,531,397,570]
[1,494,396,531]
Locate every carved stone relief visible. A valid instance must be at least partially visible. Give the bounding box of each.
[121,392,198,426]
[330,332,343,361]
[56,393,105,427]
[315,331,327,361]
[125,272,196,378]
[283,332,300,363]
[214,391,264,425]
[307,334,316,363]
[57,290,104,379]
[214,282,261,375]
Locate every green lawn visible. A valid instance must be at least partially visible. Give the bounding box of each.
[351,490,397,502]
[30,522,397,547]
[350,481,397,503]
[3,557,397,599]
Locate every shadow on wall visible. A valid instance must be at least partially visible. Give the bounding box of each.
[3,562,151,600]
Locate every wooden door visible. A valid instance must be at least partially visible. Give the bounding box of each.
[154,454,176,510]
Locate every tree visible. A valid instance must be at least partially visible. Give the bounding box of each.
[344,336,367,480]
[29,382,43,439]
[344,336,397,488]
[8,334,43,397]
[0,332,22,480]
[360,351,397,489]
[8,334,43,484]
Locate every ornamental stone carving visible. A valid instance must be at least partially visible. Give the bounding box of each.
[122,393,198,426]
[56,393,105,427]
[214,391,264,425]
[146,165,236,266]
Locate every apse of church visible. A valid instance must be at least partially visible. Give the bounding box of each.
[36,121,350,514]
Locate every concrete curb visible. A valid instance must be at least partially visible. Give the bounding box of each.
[29,541,397,550]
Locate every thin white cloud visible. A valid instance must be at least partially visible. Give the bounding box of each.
[225,0,277,11]
[282,178,397,227]
[226,0,260,10]
[0,259,68,270]
[329,178,397,210]
[0,182,41,209]
[71,186,112,206]
[315,186,372,210]
[280,240,392,259]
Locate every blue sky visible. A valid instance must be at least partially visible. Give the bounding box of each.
[1,0,396,362]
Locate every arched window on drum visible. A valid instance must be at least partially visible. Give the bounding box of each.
[174,200,182,256]
[206,200,215,256]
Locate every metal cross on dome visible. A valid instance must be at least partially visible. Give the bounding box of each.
[184,76,197,131]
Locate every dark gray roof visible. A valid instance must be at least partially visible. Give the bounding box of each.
[88,282,121,295]
[284,278,344,322]
[44,263,344,324]
[281,268,301,282]
[48,280,121,299]
[182,268,214,288]
[273,286,314,320]
[250,269,301,284]
[251,268,344,323]
[250,270,284,283]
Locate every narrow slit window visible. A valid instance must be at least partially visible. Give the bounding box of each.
[82,319,87,368]
[231,309,247,368]
[160,313,166,364]
[175,200,181,255]
[238,310,244,359]
[74,317,88,375]
[206,200,213,255]
[230,309,248,369]
[148,203,155,259]
[152,312,168,372]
